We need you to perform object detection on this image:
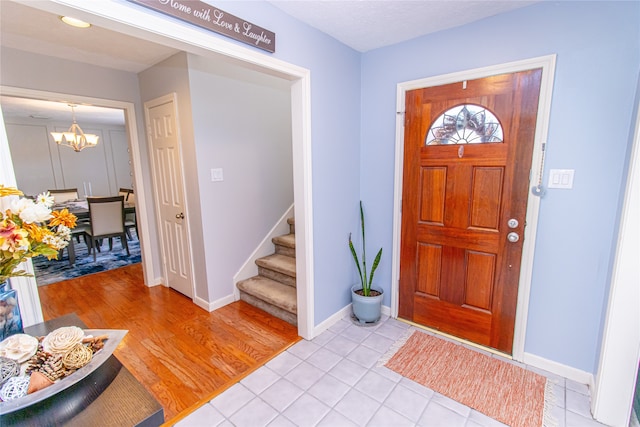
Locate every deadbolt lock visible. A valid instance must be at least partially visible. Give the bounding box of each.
[507,218,519,228]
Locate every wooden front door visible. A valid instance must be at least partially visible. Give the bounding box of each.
[398,69,542,354]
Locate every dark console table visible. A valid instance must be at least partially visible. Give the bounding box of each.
[0,314,164,427]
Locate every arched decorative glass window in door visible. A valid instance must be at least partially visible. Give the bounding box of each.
[425,104,503,145]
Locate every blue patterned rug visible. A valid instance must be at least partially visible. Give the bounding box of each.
[33,235,141,286]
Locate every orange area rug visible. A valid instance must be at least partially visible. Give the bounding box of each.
[382,330,552,427]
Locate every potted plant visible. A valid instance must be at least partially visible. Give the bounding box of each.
[0,185,77,340]
[349,201,383,324]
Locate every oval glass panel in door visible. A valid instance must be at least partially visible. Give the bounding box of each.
[425,104,503,145]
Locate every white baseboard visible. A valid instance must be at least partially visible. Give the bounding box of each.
[312,304,352,338]
[314,306,594,389]
[311,303,391,339]
[211,294,236,311]
[524,352,594,386]
[381,304,391,317]
[146,276,164,287]
[193,295,211,312]
[193,294,235,312]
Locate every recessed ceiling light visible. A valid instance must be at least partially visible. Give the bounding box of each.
[60,16,91,28]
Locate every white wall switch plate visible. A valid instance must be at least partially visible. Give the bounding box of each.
[211,168,224,182]
[548,169,574,189]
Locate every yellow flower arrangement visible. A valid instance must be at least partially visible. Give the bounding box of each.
[0,185,77,283]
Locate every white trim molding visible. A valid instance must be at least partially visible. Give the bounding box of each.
[291,76,314,340]
[195,294,236,313]
[312,304,391,339]
[313,305,353,338]
[592,98,640,427]
[391,55,557,361]
[523,352,595,387]
[0,109,44,327]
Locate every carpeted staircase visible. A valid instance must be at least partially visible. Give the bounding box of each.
[236,218,297,326]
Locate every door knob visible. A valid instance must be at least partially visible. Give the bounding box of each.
[507,218,519,228]
[507,232,520,243]
[176,212,184,219]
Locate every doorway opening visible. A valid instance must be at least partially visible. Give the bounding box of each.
[0,1,314,339]
[1,95,143,286]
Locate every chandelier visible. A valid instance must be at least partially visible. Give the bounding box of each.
[50,104,99,152]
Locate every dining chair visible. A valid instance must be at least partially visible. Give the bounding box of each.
[85,196,130,262]
[50,188,89,243]
[48,188,79,203]
[57,224,90,266]
[125,191,135,206]
[118,188,133,201]
[119,189,138,240]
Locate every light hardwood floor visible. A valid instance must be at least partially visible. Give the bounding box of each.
[37,263,300,422]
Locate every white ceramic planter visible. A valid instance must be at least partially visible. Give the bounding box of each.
[351,285,383,324]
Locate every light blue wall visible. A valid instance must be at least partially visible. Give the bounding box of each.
[187,56,294,302]
[212,1,363,323]
[126,0,638,372]
[360,1,640,373]
[2,0,634,373]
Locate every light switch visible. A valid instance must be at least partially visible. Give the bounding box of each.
[211,168,224,182]
[548,169,574,189]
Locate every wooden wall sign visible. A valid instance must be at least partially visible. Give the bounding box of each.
[127,0,276,53]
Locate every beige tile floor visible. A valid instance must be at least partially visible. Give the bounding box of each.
[174,315,610,427]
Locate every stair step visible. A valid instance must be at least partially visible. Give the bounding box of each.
[237,276,297,325]
[273,233,295,248]
[234,217,298,327]
[273,234,295,258]
[256,254,296,287]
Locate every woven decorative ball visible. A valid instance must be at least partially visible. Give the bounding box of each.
[0,375,30,401]
[62,344,92,370]
[0,356,20,386]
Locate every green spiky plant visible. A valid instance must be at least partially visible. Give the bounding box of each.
[349,201,383,297]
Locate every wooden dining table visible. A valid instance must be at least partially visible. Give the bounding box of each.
[53,199,136,221]
[53,200,136,265]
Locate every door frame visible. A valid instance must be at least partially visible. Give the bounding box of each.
[391,55,557,360]
[0,84,156,293]
[22,0,315,339]
[591,97,640,426]
[144,93,196,299]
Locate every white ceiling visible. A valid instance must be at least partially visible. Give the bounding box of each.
[0,0,538,123]
[268,1,538,52]
[0,1,178,74]
[0,96,125,127]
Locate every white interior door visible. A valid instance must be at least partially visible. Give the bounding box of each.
[145,94,193,298]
